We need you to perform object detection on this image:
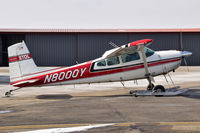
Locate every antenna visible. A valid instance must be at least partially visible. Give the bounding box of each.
[108,41,119,48]
[72,58,79,64]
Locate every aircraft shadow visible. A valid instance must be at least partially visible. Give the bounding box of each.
[179,89,200,99]
[0,75,9,84]
[36,94,131,100]
[36,94,73,100]
[74,94,131,98]
[35,89,200,100]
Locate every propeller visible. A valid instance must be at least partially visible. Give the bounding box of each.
[179,33,192,72]
[181,51,192,72]
[183,57,189,72]
[109,41,119,48]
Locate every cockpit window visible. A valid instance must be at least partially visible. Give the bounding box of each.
[145,47,155,57]
[107,56,120,66]
[121,52,140,63]
[97,60,106,66]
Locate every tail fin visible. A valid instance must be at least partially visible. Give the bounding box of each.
[8,41,40,83]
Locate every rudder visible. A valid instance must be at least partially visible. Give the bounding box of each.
[8,41,40,83]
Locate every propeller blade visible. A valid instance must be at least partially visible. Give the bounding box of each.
[180,51,192,72]
[183,57,189,72]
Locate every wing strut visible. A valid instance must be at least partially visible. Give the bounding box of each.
[140,46,156,89]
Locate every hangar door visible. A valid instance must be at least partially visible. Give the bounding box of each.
[182,33,200,66]
[26,34,77,66]
[0,34,25,66]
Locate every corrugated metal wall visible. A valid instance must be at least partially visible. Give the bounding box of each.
[182,33,200,65]
[78,33,128,63]
[129,33,180,51]
[19,32,200,66]
[0,34,25,66]
[0,36,2,65]
[26,34,76,66]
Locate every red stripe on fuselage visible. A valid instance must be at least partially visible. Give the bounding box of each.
[10,58,181,87]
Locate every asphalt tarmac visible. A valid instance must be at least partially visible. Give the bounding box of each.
[0,67,200,133]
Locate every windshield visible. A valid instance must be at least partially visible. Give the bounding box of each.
[145,47,155,57]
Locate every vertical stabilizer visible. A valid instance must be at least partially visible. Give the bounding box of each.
[8,41,40,83]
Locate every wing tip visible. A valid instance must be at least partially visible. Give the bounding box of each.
[129,39,153,47]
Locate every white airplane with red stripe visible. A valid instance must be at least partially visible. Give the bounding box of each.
[5,39,192,97]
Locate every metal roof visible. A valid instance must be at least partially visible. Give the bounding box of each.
[0,28,200,33]
[1,0,200,33]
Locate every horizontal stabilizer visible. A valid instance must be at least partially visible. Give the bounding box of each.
[12,79,40,86]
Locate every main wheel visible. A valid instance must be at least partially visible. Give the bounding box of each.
[153,85,165,97]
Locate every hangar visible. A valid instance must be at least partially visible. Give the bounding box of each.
[0,28,200,66]
[1,0,200,66]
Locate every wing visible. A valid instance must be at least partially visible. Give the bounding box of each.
[102,39,153,58]
[101,39,155,86]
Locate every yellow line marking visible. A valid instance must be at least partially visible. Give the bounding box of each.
[114,123,136,126]
[0,124,94,130]
[1,122,200,130]
[159,122,200,125]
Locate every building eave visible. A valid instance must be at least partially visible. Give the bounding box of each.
[0,28,200,33]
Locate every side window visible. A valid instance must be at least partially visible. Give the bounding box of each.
[96,60,106,66]
[107,57,120,66]
[145,47,155,57]
[121,52,140,63]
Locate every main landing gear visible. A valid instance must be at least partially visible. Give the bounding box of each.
[5,88,22,97]
[153,85,165,93]
[129,83,166,97]
[142,74,166,97]
[129,73,188,97]
[129,45,188,97]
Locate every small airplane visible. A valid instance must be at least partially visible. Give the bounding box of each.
[5,39,192,97]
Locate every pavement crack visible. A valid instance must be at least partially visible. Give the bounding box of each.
[103,99,127,122]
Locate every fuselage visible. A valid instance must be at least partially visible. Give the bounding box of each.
[10,48,182,88]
